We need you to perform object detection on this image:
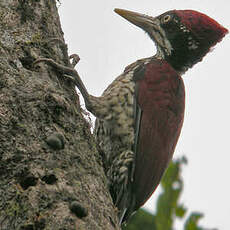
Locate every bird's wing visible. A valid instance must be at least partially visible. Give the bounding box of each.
[132,60,185,209]
[132,64,146,181]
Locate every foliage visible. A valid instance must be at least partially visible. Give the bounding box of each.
[123,157,215,230]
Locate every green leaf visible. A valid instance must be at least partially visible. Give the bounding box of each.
[155,157,186,230]
[123,157,215,230]
[175,204,187,218]
[184,212,204,230]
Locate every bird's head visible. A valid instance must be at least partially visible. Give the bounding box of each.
[114,8,228,73]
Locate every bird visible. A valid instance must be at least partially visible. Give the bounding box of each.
[34,8,228,225]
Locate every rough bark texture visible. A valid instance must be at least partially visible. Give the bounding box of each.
[0,1,119,229]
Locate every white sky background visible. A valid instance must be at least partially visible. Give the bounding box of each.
[58,1,230,229]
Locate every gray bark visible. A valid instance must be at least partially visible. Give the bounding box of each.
[0,1,119,229]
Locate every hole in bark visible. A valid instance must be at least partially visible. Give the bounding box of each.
[69,201,88,218]
[35,217,46,229]
[46,133,65,150]
[19,56,35,70]
[19,174,38,190]
[41,174,58,185]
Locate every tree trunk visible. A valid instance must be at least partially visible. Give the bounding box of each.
[0,1,119,229]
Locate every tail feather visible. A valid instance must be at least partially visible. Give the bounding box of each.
[117,190,136,225]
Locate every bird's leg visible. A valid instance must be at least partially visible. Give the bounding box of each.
[33,56,94,109]
[33,56,115,120]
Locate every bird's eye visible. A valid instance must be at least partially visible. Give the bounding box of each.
[162,15,171,24]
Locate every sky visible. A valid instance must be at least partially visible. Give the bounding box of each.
[58,1,230,229]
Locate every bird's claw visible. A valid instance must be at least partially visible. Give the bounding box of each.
[69,54,80,68]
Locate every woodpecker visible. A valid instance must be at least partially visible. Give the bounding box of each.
[34,8,228,225]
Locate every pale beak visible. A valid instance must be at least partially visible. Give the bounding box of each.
[114,8,172,56]
[114,8,154,32]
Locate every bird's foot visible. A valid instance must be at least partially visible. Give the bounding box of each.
[34,57,76,82]
[33,54,90,101]
[33,52,80,78]
[69,54,80,68]
[40,38,80,68]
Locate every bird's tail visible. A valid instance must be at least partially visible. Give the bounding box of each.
[117,191,136,225]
